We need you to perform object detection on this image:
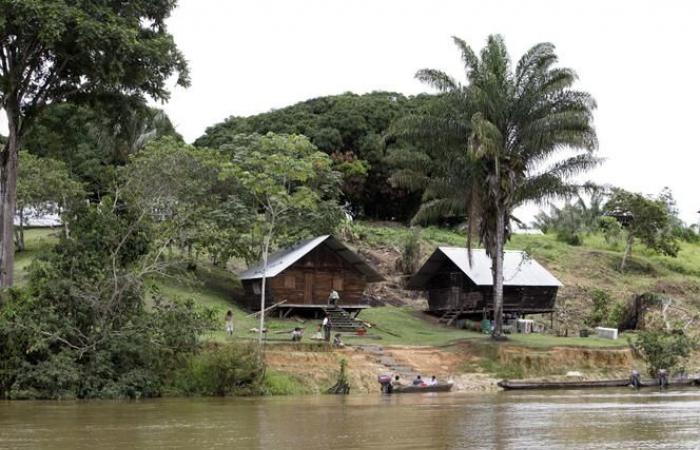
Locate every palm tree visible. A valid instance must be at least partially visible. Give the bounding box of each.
[391,35,600,338]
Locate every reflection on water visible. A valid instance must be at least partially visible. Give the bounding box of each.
[1,389,700,449]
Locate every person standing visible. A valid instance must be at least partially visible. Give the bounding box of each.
[225,310,234,336]
[322,314,332,341]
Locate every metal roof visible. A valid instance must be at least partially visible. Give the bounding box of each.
[237,235,384,282]
[407,247,562,289]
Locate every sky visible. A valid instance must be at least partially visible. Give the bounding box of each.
[7,0,700,225]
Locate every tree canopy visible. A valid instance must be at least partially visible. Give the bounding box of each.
[195,91,441,221]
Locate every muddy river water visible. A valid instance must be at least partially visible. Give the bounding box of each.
[2,389,700,449]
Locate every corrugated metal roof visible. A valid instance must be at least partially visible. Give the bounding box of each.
[237,235,384,282]
[408,247,562,289]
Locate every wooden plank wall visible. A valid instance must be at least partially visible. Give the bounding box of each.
[241,243,369,309]
[425,258,557,312]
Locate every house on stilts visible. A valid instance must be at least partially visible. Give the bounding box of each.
[408,247,561,322]
[237,235,384,324]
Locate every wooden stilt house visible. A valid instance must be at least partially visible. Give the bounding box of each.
[238,235,384,316]
[408,247,562,317]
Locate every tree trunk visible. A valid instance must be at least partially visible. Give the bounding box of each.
[620,233,634,272]
[258,232,271,344]
[491,208,505,339]
[0,114,20,288]
[14,207,25,252]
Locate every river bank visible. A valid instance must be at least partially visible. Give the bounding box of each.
[262,340,642,395]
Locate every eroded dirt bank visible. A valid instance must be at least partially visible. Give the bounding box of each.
[264,342,641,394]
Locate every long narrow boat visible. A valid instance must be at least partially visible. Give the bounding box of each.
[389,383,454,394]
[498,377,700,391]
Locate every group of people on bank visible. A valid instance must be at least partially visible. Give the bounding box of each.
[222,290,345,347]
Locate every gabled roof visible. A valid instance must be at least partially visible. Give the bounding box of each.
[238,235,384,282]
[407,247,562,289]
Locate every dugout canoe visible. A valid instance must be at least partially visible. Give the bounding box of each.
[498,377,700,391]
[388,383,454,394]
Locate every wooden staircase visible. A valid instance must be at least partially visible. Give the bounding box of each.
[324,306,365,332]
[438,308,463,327]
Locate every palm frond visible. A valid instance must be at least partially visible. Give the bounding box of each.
[415,69,459,93]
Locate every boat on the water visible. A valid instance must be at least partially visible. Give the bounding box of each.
[498,377,700,391]
[388,383,454,394]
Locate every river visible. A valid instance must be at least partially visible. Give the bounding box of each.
[2,389,700,449]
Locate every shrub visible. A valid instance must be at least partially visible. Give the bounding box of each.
[630,329,695,376]
[171,343,265,396]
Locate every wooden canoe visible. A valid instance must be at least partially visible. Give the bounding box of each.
[388,383,453,394]
[498,377,700,391]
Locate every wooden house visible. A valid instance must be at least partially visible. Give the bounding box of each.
[238,235,384,315]
[408,247,561,317]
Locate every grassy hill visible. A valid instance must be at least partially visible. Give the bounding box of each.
[15,222,700,350]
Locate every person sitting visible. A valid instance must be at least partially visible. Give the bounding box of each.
[333,333,345,348]
[291,327,303,342]
[412,375,424,386]
[428,375,438,386]
[392,375,403,387]
[312,325,323,340]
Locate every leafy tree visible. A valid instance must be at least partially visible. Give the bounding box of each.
[0,0,189,288]
[392,35,599,337]
[221,133,343,342]
[604,189,679,272]
[123,137,252,269]
[16,151,83,251]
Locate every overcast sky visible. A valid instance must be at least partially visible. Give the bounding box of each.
[163,0,700,225]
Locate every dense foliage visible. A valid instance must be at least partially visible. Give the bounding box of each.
[195,92,441,221]
[23,102,181,199]
[0,196,215,399]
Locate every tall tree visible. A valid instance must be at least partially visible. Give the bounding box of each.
[0,0,189,288]
[392,35,599,337]
[222,133,343,343]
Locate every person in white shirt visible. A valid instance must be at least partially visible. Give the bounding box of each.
[322,314,332,341]
[428,376,438,386]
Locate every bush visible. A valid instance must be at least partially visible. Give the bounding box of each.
[171,343,265,396]
[630,329,695,376]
